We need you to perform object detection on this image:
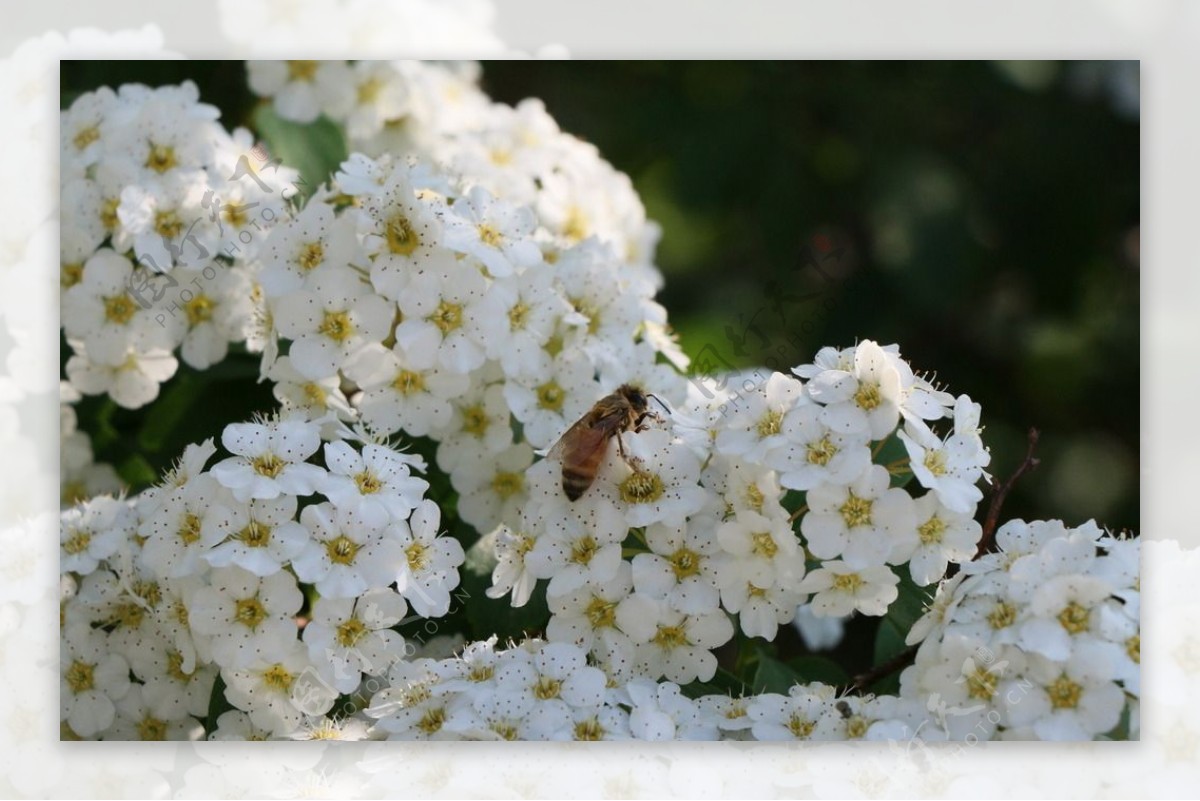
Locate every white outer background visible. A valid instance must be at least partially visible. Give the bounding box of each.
[2,0,1191,796]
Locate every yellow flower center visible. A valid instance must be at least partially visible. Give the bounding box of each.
[336,617,368,648]
[1127,635,1140,664]
[166,650,191,683]
[507,301,530,330]
[145,142,178,173]
[756,409,783,438]
[744,483,765,511]
[652,623,688,649]
[533,676,562,700]
[104,294,138,325]
[750,531,778,559]
[101,197,120,231]
[297,241,324,271]
[236,520,271,548]
[1047,675,1083,710]
[154,209,183,239]
[261,663,294,692]
[923,449,947,477]
[668,547,702,580]
[574,718,605,741]
[832,572,863,593]
[569,535,599,565]
[477,223,503,248]
[429,300,463,334]
[461,404,489,437]
[619,470,665,504]
[966,667,998,700]
[73,125,100,150]
[417,707,445,735]
[787,715,815,739]
[63,527,91,555]
[137,716,168,741]
[839,492,873,528]
[302,382,327,407]
[357,76,384,104]
[563,206,589,242]
[469,664,495,682]
[319,310,354,342]
[536,381,565,411]
[61,262,84,289]
[184,293,215,326]
[385,213,419,256]
[325,535,360,565]
[234,597,267,630]
[393,369,425,395]
[855,381,882,411]
[491,471,524,499]
[987,600,1017,630]
[807,436,838,466]
[251,452,285,478]
[354,470,383,495]
[175,513,202,546]
[287,60,319,81]
[65,660,95,693]
[1057,601,1091,635]
[406,541,428,572]
[585,596,617,628]
[917,515,947,545]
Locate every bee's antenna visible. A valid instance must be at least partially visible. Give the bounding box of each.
[647,393,671,415]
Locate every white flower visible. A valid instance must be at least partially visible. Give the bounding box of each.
[625,679,717,740]
[139,473,229,578]
[898,399,990,515]
[393,499,465,618]
[61,496,135,575]
[767,400,872,491]
[293,502,405,600]
[394,260,494,374]
[319,440,429,526]
[451,442,532,532]
[1000,642,1125,740]
[346,342,471,437]
[908,493,982,585]
[273,267,394,380]
[617,596,734,683]
[189,566,302,669]
[247,60,352,123]
[547,561,636,653]
[631,521,723,615]
[222,640,338,736]
[597,427,708,529]
[716,509,803,590]
[801,465,918,568]
[746,685,843,741]
[434,383,515,474]
[714,372,803,464]
[486,523,539,608]
[302,589,408,693]
[260,200,359,298]
[204,494,309,577]
[210,418,326,502]
[61,624,132,738]
[64,341,178,409]
[806,340,904,440]
[266,355,355,421]
[797,562,900,617]
[440,185,542,278]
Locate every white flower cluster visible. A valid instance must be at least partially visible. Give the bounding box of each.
[362,635,928,742]
[59,415,463,740]
[247,60,662,283]
[60,381,122,507]
[60,81,300,408]
[901,519,1139,741]
[254,147,685,539]
[487,340,989,686]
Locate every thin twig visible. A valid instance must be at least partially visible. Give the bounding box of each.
[849,645,919,692]
[976,427,1041,558]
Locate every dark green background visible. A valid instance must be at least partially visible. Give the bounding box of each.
[62,60,1139,538]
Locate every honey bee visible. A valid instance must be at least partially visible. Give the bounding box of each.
[548,384,666,501]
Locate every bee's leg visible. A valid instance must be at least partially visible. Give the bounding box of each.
[615,431,646,470]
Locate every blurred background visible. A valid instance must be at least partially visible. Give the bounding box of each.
[62,60,1140,535]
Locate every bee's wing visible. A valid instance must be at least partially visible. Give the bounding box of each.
[546,414,605,463]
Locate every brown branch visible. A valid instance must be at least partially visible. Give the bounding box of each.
[849,645,919,693]
[976,427,1041,558]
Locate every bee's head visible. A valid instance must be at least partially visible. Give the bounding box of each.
[615,383,648,412]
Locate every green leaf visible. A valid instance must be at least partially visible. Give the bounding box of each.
[250,104,347,198]
[138,372,198,453]
[871,571,930,693]
[751,655,804,694]
[116,453,158,488]
[204,672,234,735]
[788,655,850,687]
